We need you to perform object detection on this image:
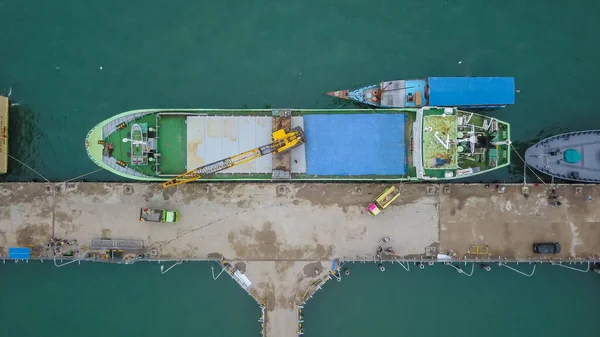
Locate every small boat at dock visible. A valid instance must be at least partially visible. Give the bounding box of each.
[326,77,515,109]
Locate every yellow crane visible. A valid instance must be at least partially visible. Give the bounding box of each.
[162,127,305,188]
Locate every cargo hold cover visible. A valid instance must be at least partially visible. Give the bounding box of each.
[303,114,406,175]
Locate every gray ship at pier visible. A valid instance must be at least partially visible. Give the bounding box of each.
[525,130,600,182]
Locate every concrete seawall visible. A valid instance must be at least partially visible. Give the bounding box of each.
[1,182,599,337]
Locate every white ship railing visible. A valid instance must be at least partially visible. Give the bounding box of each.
[413,108,424,179]
[101,111,152,139]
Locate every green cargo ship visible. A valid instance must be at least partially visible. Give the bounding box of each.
[85,107,511,182]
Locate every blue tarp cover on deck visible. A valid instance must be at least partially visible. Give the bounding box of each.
[304,114,406,175]
[428,77,515,106]
[9,247,31,259]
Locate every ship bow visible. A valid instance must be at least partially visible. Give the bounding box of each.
[326,90,349,99]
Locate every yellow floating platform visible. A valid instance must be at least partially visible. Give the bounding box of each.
[0,95,8,174]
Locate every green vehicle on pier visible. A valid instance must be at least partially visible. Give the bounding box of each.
[140,208,180,223]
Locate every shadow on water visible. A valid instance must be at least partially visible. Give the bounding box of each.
[0,102,42,182]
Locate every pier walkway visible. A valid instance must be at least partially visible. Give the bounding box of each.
[0,182,599,337]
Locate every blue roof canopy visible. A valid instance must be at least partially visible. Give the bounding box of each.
[9,247,31,259]
[428,77,515,107]
[303,114,407,175]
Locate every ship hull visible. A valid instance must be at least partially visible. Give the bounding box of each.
[86,108,511,182]
[327,77,515,109]
[525,130,600,182]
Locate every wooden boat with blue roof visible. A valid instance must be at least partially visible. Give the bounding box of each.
[327,77,515,109]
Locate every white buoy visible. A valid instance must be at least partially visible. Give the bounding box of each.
[419,263,425,269]
[379,264,385,272]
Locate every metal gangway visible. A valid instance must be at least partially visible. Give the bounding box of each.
[90,239,144,250]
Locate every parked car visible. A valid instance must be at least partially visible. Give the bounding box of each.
[533,242,561,254]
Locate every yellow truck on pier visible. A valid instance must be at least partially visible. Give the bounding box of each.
[367,186,401,216]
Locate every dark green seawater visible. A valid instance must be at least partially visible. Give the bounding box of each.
[1,1,600,336]
[305,263,600,337]
[2,261,599,337]
[0,262,260,337]
[1,0,600,182]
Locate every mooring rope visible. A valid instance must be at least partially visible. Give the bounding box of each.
[0,152,50,182]
[1,151,103,184]
[445,262,474,276]
[551,261,590,273]
[510,144,548,186]
[160,260,183,275]
[53,251,85,268]
[211,264,226,280]
[498,262,536,277]
[394,257,410,271]
[62,168,104,183]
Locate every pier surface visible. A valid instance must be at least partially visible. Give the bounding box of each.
[1,182,599,337]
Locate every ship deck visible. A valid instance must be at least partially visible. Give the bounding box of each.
[97,109,421,181]
[420,108,510,179]
[91,108,508,181]
[525,131,600,182]
[157,115,187,174]
[303,114,407,175]
[186,115,307,174]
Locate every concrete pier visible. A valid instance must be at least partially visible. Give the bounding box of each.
[1,182,599,337]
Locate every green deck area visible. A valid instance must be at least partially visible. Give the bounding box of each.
[104,114,157,176]
[103,114,187,176]
[156,115,187,175]
[420,108,511,179]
